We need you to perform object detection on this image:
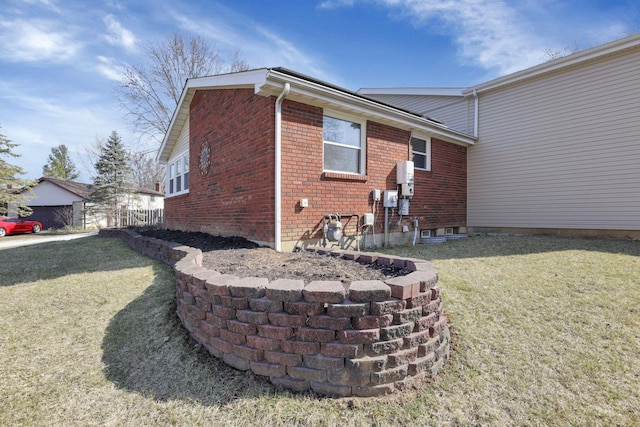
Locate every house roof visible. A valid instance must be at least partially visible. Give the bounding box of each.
[135,187,164,197]
[38,177,90,198]
[156,67,476,164]
[463,32,640,95]
[36,177,164,198]
[270,68,446,124]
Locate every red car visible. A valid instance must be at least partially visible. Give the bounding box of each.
[0,217,43,237]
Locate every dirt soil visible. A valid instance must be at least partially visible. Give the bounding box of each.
[131,227,406,284]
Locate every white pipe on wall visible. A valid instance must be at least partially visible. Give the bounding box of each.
[473,89,479,137]
[274,83,290,252]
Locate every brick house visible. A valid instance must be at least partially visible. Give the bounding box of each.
[157,68,475,251]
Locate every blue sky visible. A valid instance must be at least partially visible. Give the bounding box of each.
[1,0,638,182]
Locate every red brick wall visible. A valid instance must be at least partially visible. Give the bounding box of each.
[280,100,467,246]
[166,91,467,248]
[413,139,467,230]
[164,88,276,244]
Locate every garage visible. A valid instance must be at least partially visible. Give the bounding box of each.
[28,206,71,230]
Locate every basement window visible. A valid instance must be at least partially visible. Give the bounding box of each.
[412,136,431,171]
[323,112,366,175]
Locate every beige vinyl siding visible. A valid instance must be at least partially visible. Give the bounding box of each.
[468,48,640,230]
[364,94,473,135]
[31,181,83,205]
[170,115,189,159]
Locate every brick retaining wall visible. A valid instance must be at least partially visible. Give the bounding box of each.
[100,228,450,397]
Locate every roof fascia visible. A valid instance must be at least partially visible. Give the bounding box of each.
[262,70,475,146]
[464,32,640,95]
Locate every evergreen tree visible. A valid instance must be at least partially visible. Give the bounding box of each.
[42,144,80,181]
[88,131,132,227]
[0,125,35,216]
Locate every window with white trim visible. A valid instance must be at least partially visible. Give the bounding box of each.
[167,151,190,196]
[323,113,366,174]
[411,137,431,171]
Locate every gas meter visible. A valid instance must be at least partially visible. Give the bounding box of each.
[324,214,343,242]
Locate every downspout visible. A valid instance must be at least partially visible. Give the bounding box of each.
[274,82,290,252]
[472,89,479,137]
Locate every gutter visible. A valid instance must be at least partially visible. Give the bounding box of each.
[266,69,476,147]
[274,82,290,252]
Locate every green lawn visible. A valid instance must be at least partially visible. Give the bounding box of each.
[1,235,639,426]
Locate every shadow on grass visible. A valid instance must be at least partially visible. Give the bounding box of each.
[0,237,151,288]
[378,235,640,260]
[101,264,285,405]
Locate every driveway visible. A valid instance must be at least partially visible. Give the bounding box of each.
[0,232,98,250]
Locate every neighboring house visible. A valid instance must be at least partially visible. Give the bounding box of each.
[156,67,475,251]
[25,177,164,229]
[119,185,165,227]
[360,33,640,240]
[27,178,89,229]
[130,185,165,210]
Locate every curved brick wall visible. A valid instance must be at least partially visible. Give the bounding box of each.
[100,228,450,397]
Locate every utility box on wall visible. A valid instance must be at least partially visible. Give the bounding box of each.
[383,190,398,207]
[400,182,414,198]
[363,213,374,226]
[397,161,414,184]
[399,198,409,215]
[397,161,415,198]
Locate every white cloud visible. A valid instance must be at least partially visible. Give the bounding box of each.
[173,11,339,84]
[324,0,633,77]
[376,0,547,75]
[254,26,333,79]
[96,56,123,82]
[103,14,137,51]
[15,0,61,13]
[0,81,128,181]
[0,18,81,63]
[318,0,356,9]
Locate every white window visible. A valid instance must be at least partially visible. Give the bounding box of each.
[167,151,190,196]
[323,113,366,174]
[412,136,431,171]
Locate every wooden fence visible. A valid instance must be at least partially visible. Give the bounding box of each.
[119,208,164,227]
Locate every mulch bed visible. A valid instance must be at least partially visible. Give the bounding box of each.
[131,227,406,284]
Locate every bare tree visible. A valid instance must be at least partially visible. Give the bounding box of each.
[543,41,582,61]
[129,149,164,190]
[84,136,163,191]
[53,205,74,228]
[117,33,250,144]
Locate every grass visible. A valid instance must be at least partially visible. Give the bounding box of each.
[1,235,639,426]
